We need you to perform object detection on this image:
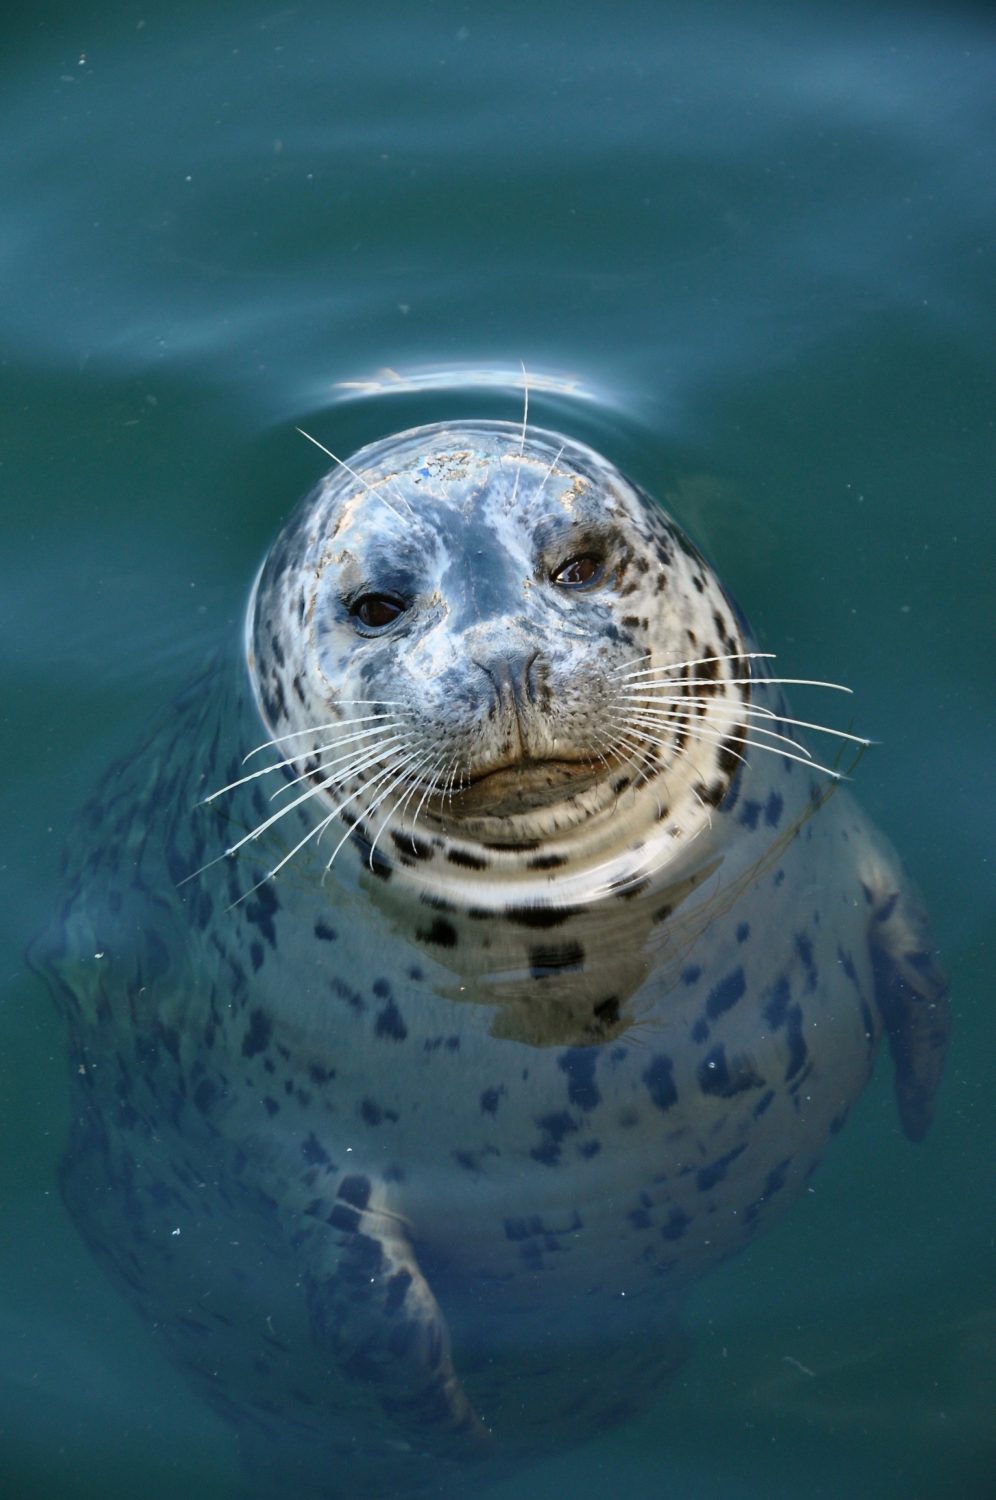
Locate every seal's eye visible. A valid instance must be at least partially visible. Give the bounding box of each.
[552,554,603,588]
[350,594,406,630]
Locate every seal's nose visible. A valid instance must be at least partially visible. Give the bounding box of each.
[472,648,540,713]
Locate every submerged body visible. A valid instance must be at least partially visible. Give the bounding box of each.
[37,422,948,1496]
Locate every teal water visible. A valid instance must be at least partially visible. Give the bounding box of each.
[1,2,993,1497]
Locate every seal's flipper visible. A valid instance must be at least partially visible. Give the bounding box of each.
[862,857,950,1142]
[303,1175,489,1451]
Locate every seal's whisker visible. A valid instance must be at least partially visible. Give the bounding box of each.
[313,755,409,853]
[622,695,870,748]
[509,362,529,510]
[532,444,565,507]
[624,705,811,759]
[217,755,393,906]
[612,732,667,816]
[208,726,398,803]
[296,427,414,519]
[628,710,844,780]
[443,758,462,805]
[408,755,448,846]
[613,729,664,788]
[623,668,854,694]
[242,711,403,763]
[322,749,427,873]
[624,715,750,771]
[367,752,435,868]
[618,650,776,676]
[268,729,407,800]
[215,739,415,869]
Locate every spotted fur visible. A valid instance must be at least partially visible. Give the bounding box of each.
[34,422,949,1499]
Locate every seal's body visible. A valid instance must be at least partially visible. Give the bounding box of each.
[38,422,948,1497]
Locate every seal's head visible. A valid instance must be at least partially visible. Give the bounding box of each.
[247,421,754,907]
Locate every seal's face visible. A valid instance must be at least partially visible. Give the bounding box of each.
[249,422,753,905]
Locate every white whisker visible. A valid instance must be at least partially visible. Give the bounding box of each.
[367,751,434,868]
[295,427,414,519]
[618,650,775,675]
[622,668,854,694]
[626,711,843,780]
[242,710,402,763]
[268,731,406,800]
[621,694,870,747]
[510,362,529,510]
[207,725,397,803]
[533,443,564,507]
[321,749,426,872]
[624,705,811,759]
[408,755,448,847]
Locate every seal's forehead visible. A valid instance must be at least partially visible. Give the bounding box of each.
[319,422,643,554]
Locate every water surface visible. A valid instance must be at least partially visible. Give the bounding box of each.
[1,3,993,1497]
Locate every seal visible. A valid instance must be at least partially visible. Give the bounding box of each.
[35,419,950,1499]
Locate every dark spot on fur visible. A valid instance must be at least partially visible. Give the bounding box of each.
[763,975,791,1029]
[705,966,746,1020]
[245,882,279,948]
[697,1143,747,1192]
[784,1005,808,1079]
[480,1086,505,1115]
[301,1133,330,1166]
[504,904,575,929]
[328,1202,360,1233]
[660,1208,691,1240]
[529,941,584,977]
[193,1078,217,1113]
[795,932,818,991]
[445,847,489,869]
[375,1000,408,1041]
[753,1089,776,1118]
[528,852,567,870]
[558,1050,600,1111]
[530,1110,578,1166]
[698,1044,764,1097]
[739,799,761,830]
[391,831,433,861]
[417,916,458,947]
[360,1098,399,1125]
[314,921,337,942]
[592,995,620,1026]
[744,1157,793,1223]
[338,1174,372,1209]
[765,790,784,827]
[643,1054,678,1112]
[241,1008,273,1058]
[384,1269,412,1315]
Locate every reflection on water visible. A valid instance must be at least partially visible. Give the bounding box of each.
[31,417,949,1496]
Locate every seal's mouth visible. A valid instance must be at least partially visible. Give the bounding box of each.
[443,758,603,818]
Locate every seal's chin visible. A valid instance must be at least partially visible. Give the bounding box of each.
[445,759,602,819]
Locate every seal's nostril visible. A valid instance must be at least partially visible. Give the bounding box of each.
[473,651,540,711]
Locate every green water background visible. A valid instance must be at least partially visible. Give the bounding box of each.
[1,2,992,1496]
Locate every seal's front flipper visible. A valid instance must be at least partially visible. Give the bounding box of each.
[304,1174,490,1452]
[862,850,950,1142]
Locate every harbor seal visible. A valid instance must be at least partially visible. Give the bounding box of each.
[35,419,949,1498]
